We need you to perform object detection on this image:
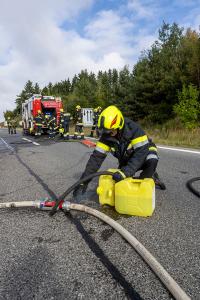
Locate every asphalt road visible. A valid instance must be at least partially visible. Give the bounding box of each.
[0,128,199,300]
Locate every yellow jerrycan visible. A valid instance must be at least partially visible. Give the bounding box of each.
[115,178,155,217]
[96,169,118,206]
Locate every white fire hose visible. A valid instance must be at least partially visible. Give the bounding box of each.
[0,200,190,300]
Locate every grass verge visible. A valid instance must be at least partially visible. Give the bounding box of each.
[145,127,200,149]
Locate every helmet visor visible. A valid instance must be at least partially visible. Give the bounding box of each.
[99,128,118,137]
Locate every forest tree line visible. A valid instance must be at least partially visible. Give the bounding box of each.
[6,22,200,128]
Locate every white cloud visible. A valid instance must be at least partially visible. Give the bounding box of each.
[0,1,138,121]
[173,0,200,7]
[85,10,135,58]
[2,0,197,122]
[0,0,95,120]
[182,8,200,32]
[95,52,126,71]
[127,0,156,19]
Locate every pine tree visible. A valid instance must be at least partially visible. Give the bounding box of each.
[34,83,40,94]
[15,80,35,114]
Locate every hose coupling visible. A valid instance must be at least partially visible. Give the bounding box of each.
[62,201,71,211]
[34,198,49,209]
[34,199,43,209]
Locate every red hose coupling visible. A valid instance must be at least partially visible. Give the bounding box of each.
[39,200,64,209]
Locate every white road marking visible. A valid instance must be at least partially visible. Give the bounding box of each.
[22,137,32,142]
[158,145,200,155]
[22,137,200,153]
[86,136,97,140]
[22,137,40,146]
[0,137,15,152]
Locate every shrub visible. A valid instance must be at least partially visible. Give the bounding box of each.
[173,84,200,128]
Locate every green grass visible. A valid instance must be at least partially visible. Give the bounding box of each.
[72,125,200,149]
[81,125,200,149]
[145,127,200,149]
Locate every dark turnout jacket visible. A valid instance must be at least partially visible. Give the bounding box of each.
[81,118,158,179]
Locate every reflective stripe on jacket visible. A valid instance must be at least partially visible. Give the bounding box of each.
[81,118,158,180]
[34,115,43,125]
[146,142,159,160]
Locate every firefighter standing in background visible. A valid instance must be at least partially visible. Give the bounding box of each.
[74,105,84,139]
[43,114,50,127]
[59,109,65,138]
[90,106,102,138]
[7,117,11,134]
[43,114,50,134]
[34,110,43,136]
[90,108,100,137]
[96,106,102,137]
[10,119,14,134]
[59,108,71,140]
[12,119,17,134]
[63,112,72,140]
[97,106,102,114]
[48,115,58,139]
[8,117,17,134]
[73,105,166,197]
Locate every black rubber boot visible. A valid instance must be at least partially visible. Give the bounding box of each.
[153,172,166,190]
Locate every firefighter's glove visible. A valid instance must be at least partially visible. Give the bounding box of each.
[112,170,126,182]
[73,183,88,198]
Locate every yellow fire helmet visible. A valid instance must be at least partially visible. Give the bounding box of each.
[97,106,102,111]
[76,105,81,110]
[60,108,64,112]
[94,108,98,113]
[98,105,124,131]
[37,110,41,114]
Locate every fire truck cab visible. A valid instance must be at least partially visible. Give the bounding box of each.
[22,94,63,135]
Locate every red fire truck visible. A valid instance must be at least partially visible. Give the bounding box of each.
[22,94,63,135]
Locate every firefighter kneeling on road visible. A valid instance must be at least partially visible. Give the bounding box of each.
[34,110,43,136]
[73,105,166,198]
[74,105,84,140]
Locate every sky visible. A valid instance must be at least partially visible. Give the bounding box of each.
[0,0,200,121]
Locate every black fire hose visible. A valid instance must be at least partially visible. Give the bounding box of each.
[186,177,200,198]
[50,171,114,216]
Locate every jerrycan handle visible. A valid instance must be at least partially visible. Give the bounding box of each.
[108,189,113,197]
[131,179,141,191]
